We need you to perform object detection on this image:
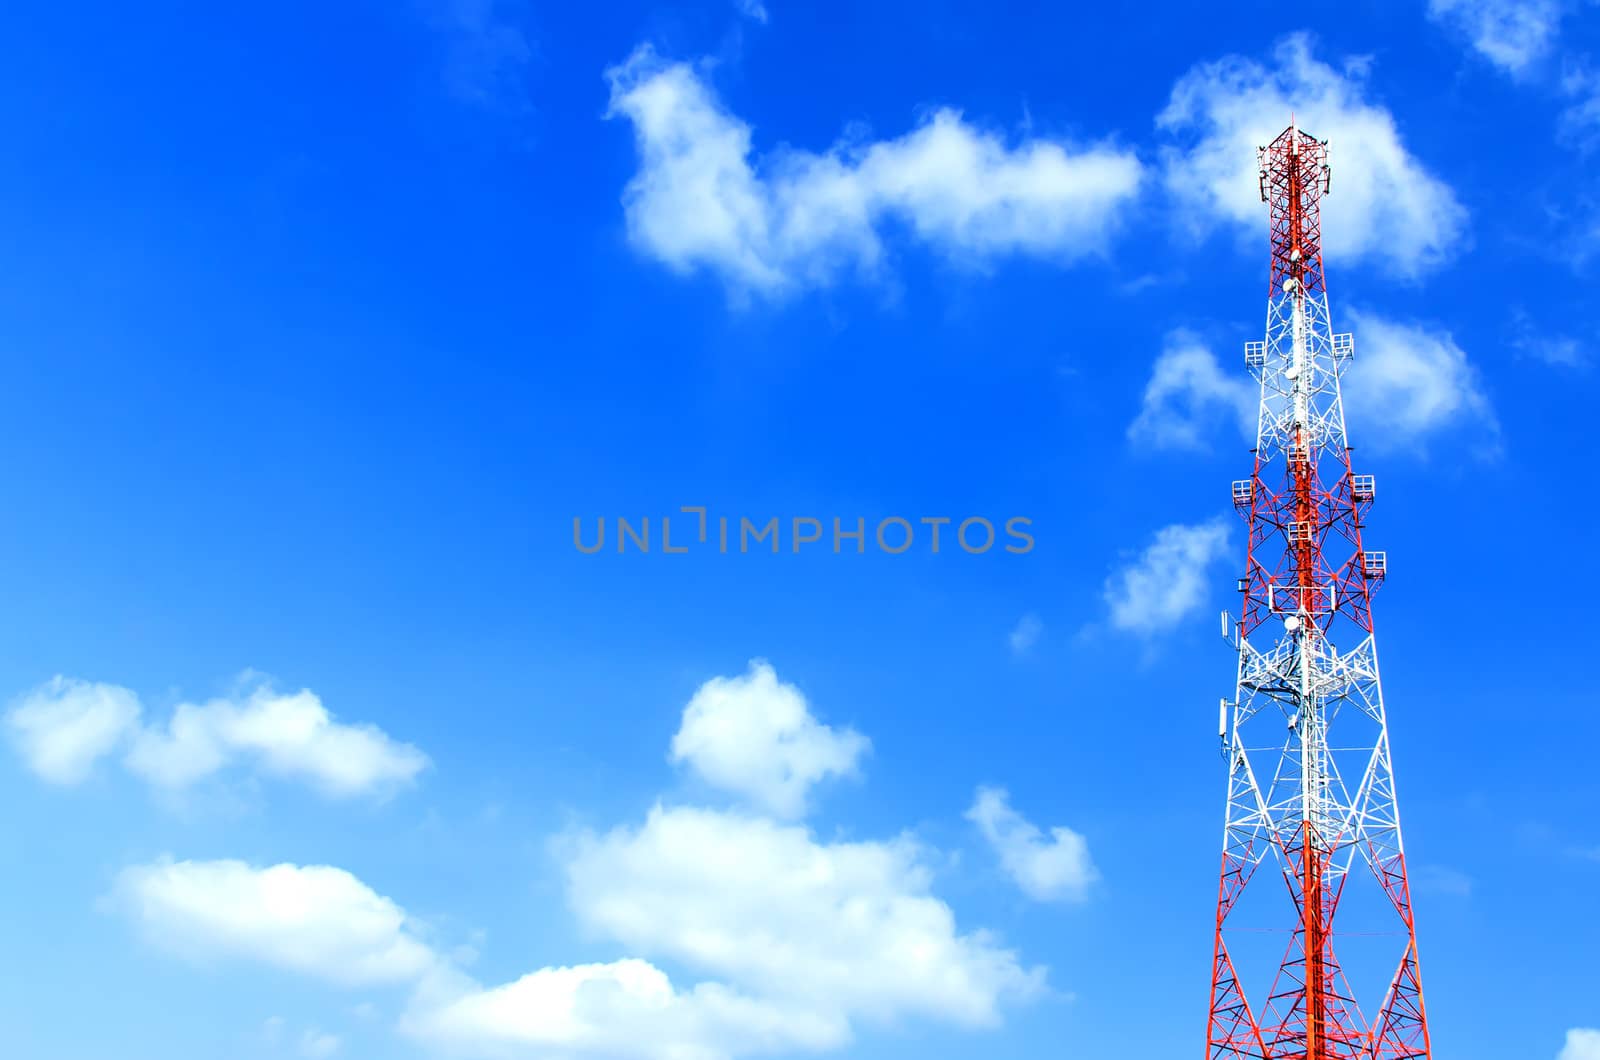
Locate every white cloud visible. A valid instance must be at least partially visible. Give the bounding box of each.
[424,0,533,110]
[1428,0,1563,77]
[560,805,1043,1028]
[117,665,1051,1060]
[114,859,821,1060]
[299,1029,342,1058]
[1104,520,1230,636]
[604,45,1143,298]
[1128,330,1256,451]
[1341,309,1498,455]
[1515,330,1586,367]
[125,679,428,798]
[6,673,425,798]
[1561,1029,1600,1060]
[112,858,440,987]
[1561,66,1600,149]
[735,0,769,23]
[965,787,1096,903]
[1125,314,1495,455]
[669,660,868,819]
[4,677,140,784]
[412,958,844,1060]
[1512,308,1589,367]
[416,781,1047,1056]
[1158,34,1468,279]
[1008,614,1042,657]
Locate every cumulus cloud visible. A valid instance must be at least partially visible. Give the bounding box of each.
[412,959,843,1060]
[415,789,1049,1060]
[1341,309,1498,455]
[126,680,427,797]
[1158,34,1468,279]
[116,857,825,1060]
[604,45,1143,298]
[1104,520,1230,636]
[669,660,868,819]
[4,677,140,784]
[112,858,440,987]
[117,663,1051,1060]
[1128,330,1256,451]
[137,858,864,1060]
[1428,0,1563,77]
[1561,1029,1600,1060]
[558,805,1041,1030]
[4,674,426,799]
[966,787,1096,903]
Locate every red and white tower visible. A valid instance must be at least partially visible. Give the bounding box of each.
[1205,122,1432,1060]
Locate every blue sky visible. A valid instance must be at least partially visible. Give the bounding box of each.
[1,1,1596,1058]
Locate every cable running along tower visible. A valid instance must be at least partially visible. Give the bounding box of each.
[1205,123,1432,1060]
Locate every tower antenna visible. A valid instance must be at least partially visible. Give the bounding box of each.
[1205,121,1433,1060]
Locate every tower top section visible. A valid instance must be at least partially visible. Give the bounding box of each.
[1258,121,1331,298]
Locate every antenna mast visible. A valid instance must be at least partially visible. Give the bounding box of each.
[1205,122,1433,1060]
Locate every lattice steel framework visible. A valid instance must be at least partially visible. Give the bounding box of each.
[1205,122,1432,1060]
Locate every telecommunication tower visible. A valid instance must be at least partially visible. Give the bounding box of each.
[1205,122,1432,1059]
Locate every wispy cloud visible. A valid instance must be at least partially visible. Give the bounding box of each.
[1341,309,1500,457]
[1127,330,1255,452]
[261,1018,343,1058]
[1104,520,1230,637]
[423,0,534,111]
[1511,307,1589,368]
[1409,864,1474,897]
[735,0,769,23]
[966,787,1097,903]
[1560,64,1600,149]
[1427,0,1564,78]
[1008,614,1043,657]
[298,1029,342,1059]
